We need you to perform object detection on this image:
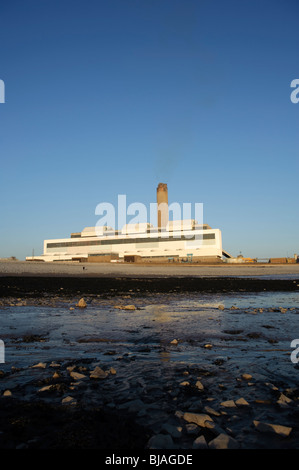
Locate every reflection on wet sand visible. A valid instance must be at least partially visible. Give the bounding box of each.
[0,289,299,449]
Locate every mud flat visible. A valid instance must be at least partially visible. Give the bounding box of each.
[0,262,299,450]
[1,260,299,279]
[0,260,299,300]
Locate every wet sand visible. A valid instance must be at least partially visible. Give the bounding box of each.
[1,260,299,278]
[0,261,299,451]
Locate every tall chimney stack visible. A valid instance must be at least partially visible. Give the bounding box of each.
[157,183,169,229]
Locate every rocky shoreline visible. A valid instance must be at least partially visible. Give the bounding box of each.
[0,275,299,449]
[1,347,299,449]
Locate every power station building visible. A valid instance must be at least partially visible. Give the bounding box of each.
[27,184,226,263]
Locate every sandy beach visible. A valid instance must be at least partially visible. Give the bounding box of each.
[1,260,299,278]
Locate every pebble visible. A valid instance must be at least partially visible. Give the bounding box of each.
[183,412,213,427]
[90,366,108,379]
[205,420,227,436]
[115,304,136,310]
[119,399,145,413]
[49,362,61,368]
[242,373,252,380]
[31,362,47,369]
[204,405,221,417]
[220,400,236,408]
[185,423,198,435]
[208,433,240,449]
[276,393,292,407]
[161,423,182,438]
[192,435,208,449]
[253,420,292,437]
[70,371,87,381]
[147,433,175,449]
[179,381,190,387]
[195,380,204,390]
[76,298,87,308]
[38,385,53,393]
[265,382,279,391]
[61,396,77,405]
[235,397,249,406]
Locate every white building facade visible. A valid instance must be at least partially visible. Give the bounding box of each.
[27,220,223,262]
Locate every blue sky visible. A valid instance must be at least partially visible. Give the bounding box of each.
[0,0,298,260]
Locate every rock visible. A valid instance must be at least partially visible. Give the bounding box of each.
[185,423,198,435]
[170,339,178,345]
[265,382,279,391]
[147,434,175,449]
[235,397,250,406]
[3,390,12,397]
[204,344,213,349]
[204,406,221,417]
[70,371,86,381]
[77,298,87,308]
[38,385,54,393]
[114,304,136,310]
[183,412,213,427]
[280,308,287,313]
[187,399,202,412]
[192,435,208,449]
[161,423,182,438]
[195,380,204,390]
[276,393,292,407]
[208,433,240,449]
[49,362,61,368]
[205,421,227,436]
[52,371,61,379]
[119,399,145,413]
[218,305,225,310]
[179,381,190,387]
[90,366,108,379]
[253,420,292,437]
[220,400,236,408]
[109,367,117,375]
[62,396,77,405]
[242,373,252,380]
[31,362,47,369]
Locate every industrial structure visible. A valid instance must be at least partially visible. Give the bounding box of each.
[27,184,228,263]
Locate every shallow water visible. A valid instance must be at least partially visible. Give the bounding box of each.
[2,290,299,449]
[1,291,299,385]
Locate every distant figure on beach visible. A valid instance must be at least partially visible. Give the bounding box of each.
[83,266,86,271]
